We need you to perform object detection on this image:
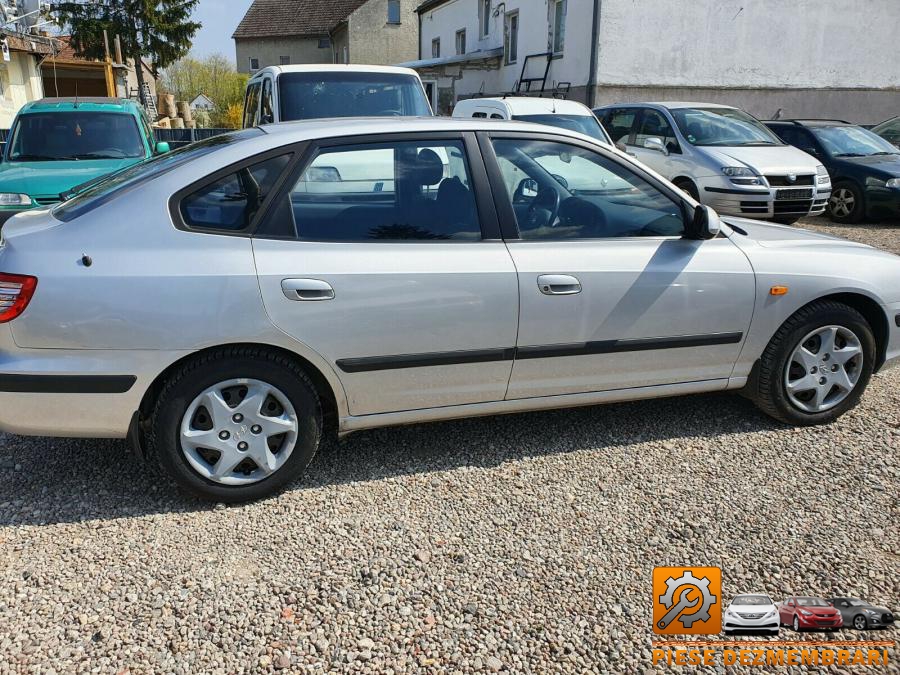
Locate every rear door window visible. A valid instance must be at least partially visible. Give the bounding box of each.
[604,108,638,146]
[258,139,481,241]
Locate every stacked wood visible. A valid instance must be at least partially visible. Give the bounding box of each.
[170,116,185,129]
[153,116,171,129]
[161,93,177,119]
[176,101,193,124]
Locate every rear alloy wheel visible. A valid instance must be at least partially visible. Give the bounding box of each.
[828,183,864,223]
[752,300,875,425]
[148,348,322,502]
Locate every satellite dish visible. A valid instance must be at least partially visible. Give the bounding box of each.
[14,0,46,28]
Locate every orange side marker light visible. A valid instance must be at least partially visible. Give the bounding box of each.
[770,285,789,296]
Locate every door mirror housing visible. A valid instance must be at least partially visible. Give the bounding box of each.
[155,141,170,154]
[686,204,721,240]
[643,136,668,156]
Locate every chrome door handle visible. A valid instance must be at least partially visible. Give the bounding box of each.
[281,278,335,301]
[537,274,582,296]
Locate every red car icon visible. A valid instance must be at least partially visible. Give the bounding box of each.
[780,596,843,631]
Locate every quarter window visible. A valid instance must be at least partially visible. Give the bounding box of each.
[260,140,481,241]
[491,138,684,240]
[181,155,291,232]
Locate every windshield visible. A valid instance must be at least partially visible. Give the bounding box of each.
[670,107,783,147]
[811,125,900,157]
[278,72,432,121]
[514,114,610,144]
[8,111,145,161]
[53,129,264,222]
[796,598,830,607]
[732,595,772,606]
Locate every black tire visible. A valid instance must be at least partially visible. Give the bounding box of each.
[828,181,865,224]
[853,614,868,630]
[751,300,876,426]
[673,178,700,200]
[147,347,323,503]
[773,215,801,225]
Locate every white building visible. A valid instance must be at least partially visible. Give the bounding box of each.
[406,0,900,124]
[189,93,215,111]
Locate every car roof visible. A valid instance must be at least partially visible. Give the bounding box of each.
[20,97,140,114]
[258,115,605,141]
[456,96,595,116]
[250,64,420,81]
[596,101,736,111]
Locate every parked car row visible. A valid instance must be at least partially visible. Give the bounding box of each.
[724,594,894,635]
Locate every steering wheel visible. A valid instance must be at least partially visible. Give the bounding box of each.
[525,186,561,230]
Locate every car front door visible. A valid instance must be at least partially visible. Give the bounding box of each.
[252,132,519,416]
[480,132,755,399]
[627,108,693,181]
[780,599,793,624]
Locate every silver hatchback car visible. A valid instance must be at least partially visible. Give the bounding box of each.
[1,118,899,501]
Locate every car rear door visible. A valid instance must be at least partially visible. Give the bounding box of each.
[252,132,519,416]
[479,131,755,399]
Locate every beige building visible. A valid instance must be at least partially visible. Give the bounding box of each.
[0,31,54,128]
[232,0,419,73]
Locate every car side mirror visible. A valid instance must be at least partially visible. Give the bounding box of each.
[155,142,170,154]
[643,137,668,156]
[686,204,721,240]
[516,178,539,199]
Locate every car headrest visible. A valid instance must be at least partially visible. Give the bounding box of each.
[412,148,444,186]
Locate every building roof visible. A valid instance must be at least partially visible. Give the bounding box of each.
[416,0,452,13]
[232,0,368,39]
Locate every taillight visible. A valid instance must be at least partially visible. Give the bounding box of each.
[0,273,37,323]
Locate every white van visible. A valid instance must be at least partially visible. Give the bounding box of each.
[452,97,611,145]
[242,64,433,128]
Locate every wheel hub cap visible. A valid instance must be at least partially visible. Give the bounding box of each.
[180,378,299,486]
[784,325,863,413]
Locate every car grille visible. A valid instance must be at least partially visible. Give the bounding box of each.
[773,199,814,215]
[767,174,815,186]
[882,612,894,623]
[815,617,839,625]
[33,196,59,206]
[737,612,764,619]
[739,201,769,214]
[775,188,814,200]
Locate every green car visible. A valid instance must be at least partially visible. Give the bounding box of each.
[0,97,169,227]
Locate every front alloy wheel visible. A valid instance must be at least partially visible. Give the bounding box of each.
[793,616,800,632]
[853,615,867,630]
[828,183,864,223]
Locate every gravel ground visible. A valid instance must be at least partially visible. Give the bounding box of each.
[1,218,898,674]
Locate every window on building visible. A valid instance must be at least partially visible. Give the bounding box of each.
[318,37,331,49]
[551,0,566,54]
[479,0,491,37]
[279,55,290,65]
[431,38,440,59]
[248,57,259,72]
[504,11,518,65]
[387,0,401,24]
[455,29,466,55]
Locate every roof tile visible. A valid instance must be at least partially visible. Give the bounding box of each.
[232,0,369,39]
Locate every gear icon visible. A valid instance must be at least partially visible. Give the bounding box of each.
[658,570,717,628]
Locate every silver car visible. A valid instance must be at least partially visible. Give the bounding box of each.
[1,118,898,502]
[594,103,831,224]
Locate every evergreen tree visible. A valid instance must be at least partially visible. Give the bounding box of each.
[52,0,201,107]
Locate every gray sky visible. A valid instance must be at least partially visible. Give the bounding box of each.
[190,0,254,59]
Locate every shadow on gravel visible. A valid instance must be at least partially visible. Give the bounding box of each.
[0,391,781,527]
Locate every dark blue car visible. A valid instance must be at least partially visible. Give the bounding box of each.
[765,119,900,223]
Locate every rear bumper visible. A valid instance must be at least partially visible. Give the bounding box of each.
[0,327,187,437]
